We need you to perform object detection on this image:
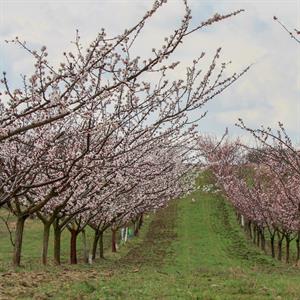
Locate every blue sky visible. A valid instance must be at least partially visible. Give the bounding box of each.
[0,0,299,144]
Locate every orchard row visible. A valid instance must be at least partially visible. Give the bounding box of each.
[0,1,245,267]
[200,124,300,263]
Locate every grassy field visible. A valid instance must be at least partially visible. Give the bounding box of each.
[1,174,300,299]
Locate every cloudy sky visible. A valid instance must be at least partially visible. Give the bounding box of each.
[0,0,299,144]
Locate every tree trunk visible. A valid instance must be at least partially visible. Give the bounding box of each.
[53,224,62,265]
[82,230,88,264]
[42,223,51,265]
[260,229,265,252]
[92,230,100,260]
[248,221,252,239]
[237,213,241,225]
[133,221,139,236]
[253,225,257,244]
[111,228,117,253]
[138,214,144,230]
[286,236,290,264]
[296,233,300,263]
[277,236,283,261]
[99,231,104,258]
[70,229,78,264]
[270,235,275,258]
[256,228,260,247]
[13,216,27,267]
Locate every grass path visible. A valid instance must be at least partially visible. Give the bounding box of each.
[2,175,300,299]
[55,176,300,299]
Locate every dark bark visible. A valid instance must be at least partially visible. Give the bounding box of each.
[13,215,27,267]
[53,221,62,265]
[256,228,260,247]
[248,221,252,239]
[277,241,282,261]
[70,229,79,264]
[42,223,51,265]
[260,228,265,252]
[296,233,300,263]
[111,228,117,253]
[133,221,139,237]
[99,231,104,259]
[134,216,143,236]
[253,225,257,244]
[270,235,275,258]
[285,235,290,264]
[138,214,144,230]
[92,230,100,260]
[277,234,284,261]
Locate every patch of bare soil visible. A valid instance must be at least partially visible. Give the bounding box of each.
[118,201,177,268]
[0,267,107,299]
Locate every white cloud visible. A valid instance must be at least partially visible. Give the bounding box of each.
[0,0,299,142]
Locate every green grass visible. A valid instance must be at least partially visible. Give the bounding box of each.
[0,214,117,269]
[1,172,300,299]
